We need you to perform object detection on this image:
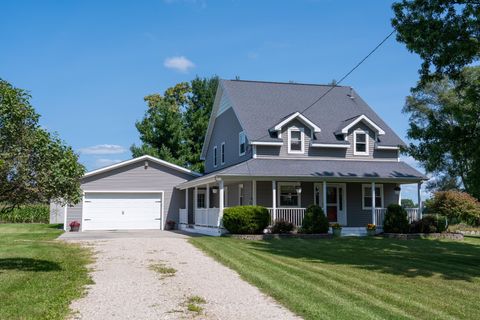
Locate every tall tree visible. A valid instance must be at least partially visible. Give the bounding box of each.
[392,0,480,84]
[0,79,85,212]
[132,76,219,172]
[131,92,187,165]
[184,76,219,172]
[403,66,480,199]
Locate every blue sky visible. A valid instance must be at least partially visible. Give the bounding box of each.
[0,0,426,201]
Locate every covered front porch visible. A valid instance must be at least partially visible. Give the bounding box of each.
[178,177,423,236]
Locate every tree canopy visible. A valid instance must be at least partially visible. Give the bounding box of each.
[132,76,218,172]
[0,79,85,212]
[392,0,480,84]
[403,66,480,199]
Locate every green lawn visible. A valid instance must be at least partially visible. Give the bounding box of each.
[0,224,92,320]
[190,236,480,320]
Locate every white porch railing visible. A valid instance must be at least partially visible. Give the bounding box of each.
[194,208,220,227]
[406,208,420,223]
[179,208,188,225]
[268,208,306,227]
[375,207,420,226]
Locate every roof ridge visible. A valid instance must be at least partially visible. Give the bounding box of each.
[222,78,350,88]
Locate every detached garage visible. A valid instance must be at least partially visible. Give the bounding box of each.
[50,155,199,231]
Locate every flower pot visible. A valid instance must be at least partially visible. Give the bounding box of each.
[332,228,342,237]
[367,229,376,236]
[70,225,79,232]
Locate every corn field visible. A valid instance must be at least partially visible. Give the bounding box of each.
[0,204,49,223]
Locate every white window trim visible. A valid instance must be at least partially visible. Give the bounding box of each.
[287,127,304,154]
[221,142,225,165]
[362,184,384,210]
[238,184,244,205]
[353,130,369,156]
[196,189,206,209]
[278,182,301,208]
[239,131,246,156]
[213,146,218,167]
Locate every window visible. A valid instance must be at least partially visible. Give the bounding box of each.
[221,142,225,165]
[362,184,383,209]
[288,128,304,154]
[239,131,246,156]
[213,146,218,167]
[354,130,369,155]
[278,182,301,207]
[197,190,206,208]
[238,184,244,205]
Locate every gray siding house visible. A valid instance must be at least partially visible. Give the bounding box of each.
[52,79,426,236]
[176,79,426,236]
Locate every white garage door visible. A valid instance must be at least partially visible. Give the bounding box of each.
[83,192,163,231]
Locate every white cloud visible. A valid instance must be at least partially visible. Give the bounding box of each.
[95,158,123,168]
[79,144,127,155]
[164,56,195,73]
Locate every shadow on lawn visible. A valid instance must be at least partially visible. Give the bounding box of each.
[0,258,61,272]
[248,237,480,281]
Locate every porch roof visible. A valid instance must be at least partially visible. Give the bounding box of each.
[176,159,427,189]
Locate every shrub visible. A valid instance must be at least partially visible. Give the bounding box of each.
[409,215,447,233]
[0,204,49,223]
[222,206,270,234]
[383,204,409,233]
[300,205,329,234]
[428,191,480,226]
[271,219,295,234]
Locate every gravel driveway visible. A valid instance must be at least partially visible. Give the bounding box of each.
[64,232,300,320]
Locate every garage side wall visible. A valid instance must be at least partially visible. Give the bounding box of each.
[66,160,195,231]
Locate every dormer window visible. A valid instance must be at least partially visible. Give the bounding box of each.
[213,146,218,167]
[239,131,246,156]
[354,130,368,155]
[288,128,304,154]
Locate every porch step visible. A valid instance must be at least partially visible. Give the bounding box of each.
[337,227,382,237]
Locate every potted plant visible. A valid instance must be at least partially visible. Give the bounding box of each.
[69,220,80,232]
[165,220,176,230]
[331,223,342,237]
[366,223,376,236]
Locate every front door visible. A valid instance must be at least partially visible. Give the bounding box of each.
[314,183,347,225]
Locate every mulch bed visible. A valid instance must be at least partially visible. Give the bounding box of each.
[382,232,464,240]
[225,233,332,240]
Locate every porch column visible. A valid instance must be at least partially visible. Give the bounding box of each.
[322,181,327,215]
[272,180,277,222]
[218,180,224,227]
[252,180,257,205]
[418,182,423,219]
[206,183,210,209]
[194,187,198,225]
[371,182,376,225]
[398,185,402,205]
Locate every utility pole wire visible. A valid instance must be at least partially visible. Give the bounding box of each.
[299,29,396,115]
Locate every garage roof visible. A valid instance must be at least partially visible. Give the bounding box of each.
[83,155,202,178]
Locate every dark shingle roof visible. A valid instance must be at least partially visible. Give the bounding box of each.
[221,79,405,146]
[219,159,426,180]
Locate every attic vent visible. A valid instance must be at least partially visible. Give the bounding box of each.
[347,87,355,99]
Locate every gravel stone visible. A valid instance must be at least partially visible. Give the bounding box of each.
[67,236,301,320]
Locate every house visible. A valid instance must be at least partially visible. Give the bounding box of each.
[176,80,426,236]
[50,79,426,235]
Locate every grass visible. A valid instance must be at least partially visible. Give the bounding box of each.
[149,262,176,278]
[0,224,93,320]
[185,295,206,314]
[190,236,480,320]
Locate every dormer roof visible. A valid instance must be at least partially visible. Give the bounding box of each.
[269,111,321,133]
[334,114,385,136]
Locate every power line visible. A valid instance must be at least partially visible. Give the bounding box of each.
[298,29,396,115]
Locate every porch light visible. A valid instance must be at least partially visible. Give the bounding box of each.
[394,186,401,195]
[212,187,218,194]
[295,185,302,194]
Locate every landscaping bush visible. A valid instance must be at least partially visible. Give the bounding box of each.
[0,204,49,223]
[222,206,270,234]
[409,215,447,233]
[383,204,409,233]
[428,191,480,226]
[271,219,295,234]
[300,205,329,234]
